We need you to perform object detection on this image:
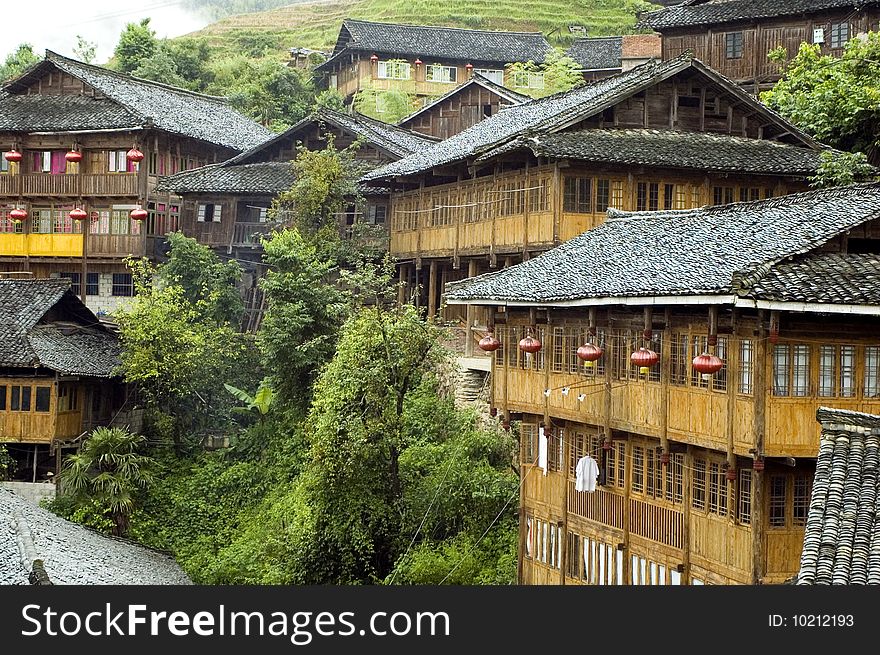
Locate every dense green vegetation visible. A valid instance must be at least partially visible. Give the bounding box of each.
[49,143,518,585]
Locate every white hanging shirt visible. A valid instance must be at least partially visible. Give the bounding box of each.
[575,455,600,492]
[538,427,548,476]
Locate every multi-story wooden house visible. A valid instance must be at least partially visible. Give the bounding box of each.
[397,74,529,140]
[0,277,134,481]
[0,51,273,314]
[363,53,833,352]
[444,183,880,585]
[157,108,436,330]
[314,19,554,104]
[639,0,880,91]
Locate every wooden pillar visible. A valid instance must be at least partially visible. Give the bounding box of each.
[427,260,438,319]
[752,310,768,584]
[726,310,738,519]
[397,263,407,306]
[660,317,671,457]
[79,208,89,305]
[32,444,38,483]
[523,161,531,257]
[465,259,477,356]
[552,162,562,246]
[622,437,632,585]
[560,425,570,586]
[683,444,693,584]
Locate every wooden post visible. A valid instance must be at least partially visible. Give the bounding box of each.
[660,316,671,458]
[726,310,738,519]
[523,161,530,257]
[79,207,89,305]
[32,444,38,483]
[465,259,477,356]
[752,310,768,584]
[397,263,407,306]
[427,260,438,319]
[560,426,570,586]
[552,162,562,246]
[683,445,693,584]
[623,437,632,585]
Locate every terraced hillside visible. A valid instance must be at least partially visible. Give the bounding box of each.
[185,0,659,57]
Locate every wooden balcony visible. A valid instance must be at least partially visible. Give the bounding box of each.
[230,222,272,249]
[0,173,138,197]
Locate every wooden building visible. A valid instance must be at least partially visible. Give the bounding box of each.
[0,50,273,315]
[444,183,880,585]
[397,74,529,140]
[314,19,554,103]
[639,0,880,91]
[0,278,133,481]
[565,34,662,81]
[157,109,436,330]
[363,53,833,352]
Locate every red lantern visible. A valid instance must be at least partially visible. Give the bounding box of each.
[753,457,765,472]
[692,352,724,377]
[69,207,87,221]
[65,150,82,163]
[519,334,542,354]
[630,347,659,374]
[576,342,603,368]
[660,452,670,466]
[9,208,27,222]
[465,62,474,70]
[726,467,736,482]
[414,58,423,66]
[4,149,22,163]
[370,54,379,62]
[602,440,612,451]
[478,333,501,352]
[126,148,145,163]
[130,208,148,221]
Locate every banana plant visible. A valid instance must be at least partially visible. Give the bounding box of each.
[224,378,274,423]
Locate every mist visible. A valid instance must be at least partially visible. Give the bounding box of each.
[2,0,214,64]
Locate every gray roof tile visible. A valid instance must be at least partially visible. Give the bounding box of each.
[157,162,295,194]
[640,0,880,30]
[398,74,529,128]
[566,36,623,70]
[363,54,818,182]
[317,18,553,72]
[2,51,274,152]
[797,407,880,585]
[0,94,142,132]
[478,128,829,174]
[445,183,880,304]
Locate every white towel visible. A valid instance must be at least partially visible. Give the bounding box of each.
[575,455,600,492]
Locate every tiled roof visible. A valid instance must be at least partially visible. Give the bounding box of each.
[156,162,295,194]
[743,252,880,305]
[478,128,829,175]
[640,0,880,30]
[0,94,142,132]
[797,407,880,585]
[362,54,818,182]
[227,108,436,167]
[0,489,191,585]
[398,74,529,129]
[0,279,120,377]
[1,51,273,152]
[445,184,880,304]
[316,18,553,72]
[566,37,623,71]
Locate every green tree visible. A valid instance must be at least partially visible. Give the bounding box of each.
[113,18,158,74]
[0,444,15,480]
[132,48,188,87]
[353,87,416,123]
[73,35,97,64]
[762,35,880,163]
[0,43,41,81]
[224,378,275,421]
[56,427,155,536]
[810,150,877,187]
[505,47,583,99]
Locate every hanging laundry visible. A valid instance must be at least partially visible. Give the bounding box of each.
[538,427,548,476]
[575,455,600,492]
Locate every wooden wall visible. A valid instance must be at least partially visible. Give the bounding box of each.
[400,84,521,139]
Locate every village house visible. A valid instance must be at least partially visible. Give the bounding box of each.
[639,0,880,92]
[362,53,835,355]
[156,108,436,330]
[565,34,662,81]
[444,182,880,585]
[0,51,273,314]
[314,19,554,105]
[0,278,133,483]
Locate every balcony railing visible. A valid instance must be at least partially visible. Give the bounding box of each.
[0,173,138,197]
[230,222,273,249]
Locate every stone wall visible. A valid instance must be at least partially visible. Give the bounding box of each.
[1,481,56,505]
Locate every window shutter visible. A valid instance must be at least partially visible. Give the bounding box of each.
[197,204,206,222]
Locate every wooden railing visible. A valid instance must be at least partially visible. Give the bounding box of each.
[629,498,684,549]
[567,482,625,529]
[0,173,138,196]
[230,222,272,248]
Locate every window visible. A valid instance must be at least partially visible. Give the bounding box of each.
[636,182,659,211]
[365,204,387,225]
[35,387,50,412]
[474,68,504,84]
[0,206,25,234]
[664,453,683,504]
[563,177,592,213]
[713,186,735,205]
[0,157,10,173]
[528,179,549,213]
[425,65,457,83]
[30,209,52,234]
[865,346,880,397]
[566,532,580,578]
[769,475,787,527]
[725,31,744,59]
[0,385,5,410]
[512,70,544,89]
[108,150,130,173]
[110,209,140,235]
[670,333,688,385]
[830,22,850,49]
[11,385,31,412]
[663,184,675,210]
[521,423,538,465]
[692,459,706,510]
[547,426,564,472]
[737,468,751,525]
[197,203,223,223]
[739,339,753,394]
[708,462,727,516]
[33,151,52,173]
[112,273,134,297]
[596,179,610,212]
[793,475,811,526]
[525,515,534,559]
[377,60,411,80]
[773,344,810,396]
[632,446,644,494]
[58,384,79,412]
[61,272,98,296]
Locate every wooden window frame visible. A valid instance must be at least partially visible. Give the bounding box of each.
[725,31,744,59]
[737,468,751,525]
